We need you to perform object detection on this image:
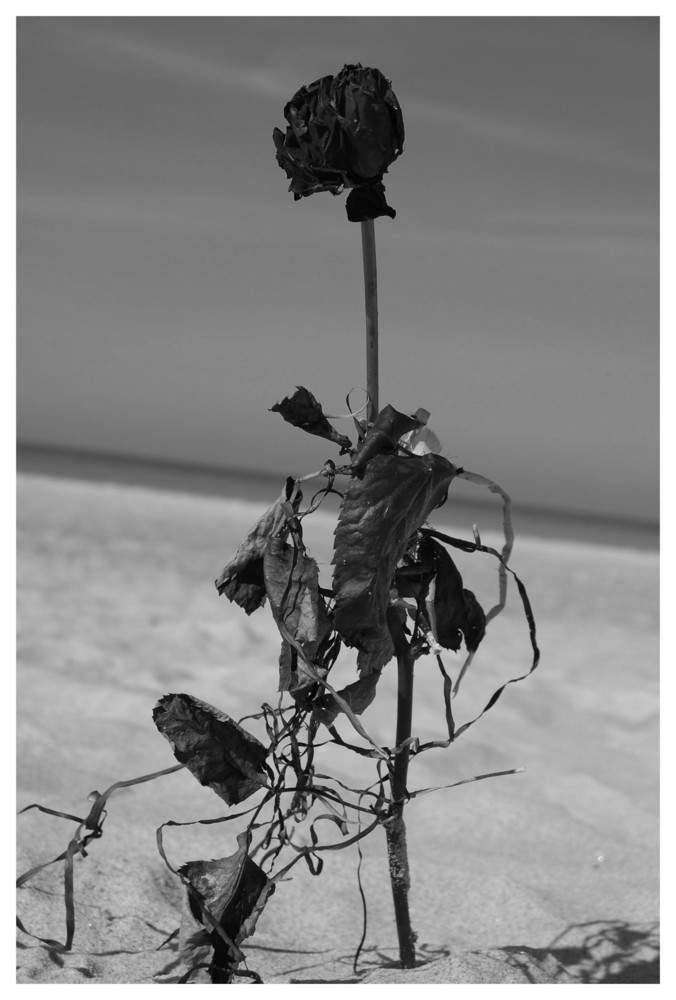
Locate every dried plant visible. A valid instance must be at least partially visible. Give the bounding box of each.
[17,64,540,984]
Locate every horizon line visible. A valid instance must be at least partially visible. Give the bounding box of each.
[16,440,659,551]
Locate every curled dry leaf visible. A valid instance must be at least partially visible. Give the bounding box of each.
[312,670,381,728]
[333,452,457,672]
[179,832,275,982]
[277,607,335,698]
[270,386,352,453]
[423,536,486,653]
[215,490,299,614]
[351,403,422,474]
[262,536,333,694]
[153,694,270,805]
[356,631,398,676]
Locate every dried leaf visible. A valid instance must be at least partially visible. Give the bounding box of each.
[215,493,297,614]
[270,386,352,453]
[351,404,422,473]
[261,535,333,695]
[277,600,334,696]
[179,833,275,982]
[423,537,486,653]
[153,694,269,804]
[356,632,396,675]
[333,452,457,670]
[311,670,381,727]
[263,537,321,650]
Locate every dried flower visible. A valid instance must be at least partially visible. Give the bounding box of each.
[273,63,404,221]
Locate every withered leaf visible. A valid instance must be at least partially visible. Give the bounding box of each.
[333,452,457,670]
[263,536,321,651]
[270,386,352,453]
[179,832,275,982]
[262,536,332,695]
[277,599,334,695]
[153,694,269,805]
[351,404,422,473]
[278,639,325,696]
[215,494,295,614]
[423,537,486,653]
[311,670,381,728]
[356,631,395,676]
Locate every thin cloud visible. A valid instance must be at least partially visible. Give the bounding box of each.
[19,189,259,233]
[450,228,656,274]
[17,188,330,249]
[42,18,293,100]
[487,205,658,240]
[393,215,656,285]
[405,96,656,174]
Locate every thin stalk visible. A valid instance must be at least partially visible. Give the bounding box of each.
[385,608,417,968]
[360,219,379,422]
[360,219,416,967]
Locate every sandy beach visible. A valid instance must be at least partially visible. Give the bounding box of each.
[16,473,659,985]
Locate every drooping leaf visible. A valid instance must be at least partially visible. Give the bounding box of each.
[153,694,269,804]
[333,452,457,671]
[179,832,275,983]
[270,386,352,453]
[311,670,381,728]
[215,491,298,614]
[356,632,397,676]
[263,536,321,652]
[351,404,422,473]
[278,640,323,697]
[393,532,438,604]
[461,590,486,653]
[422,537,486,653]
[277,599,335,695]
[262,535,333,693]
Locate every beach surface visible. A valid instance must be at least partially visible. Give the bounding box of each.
[16,473,659,985]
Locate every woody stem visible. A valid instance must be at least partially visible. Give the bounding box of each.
[360,219,379,423]
[385,607,417,968]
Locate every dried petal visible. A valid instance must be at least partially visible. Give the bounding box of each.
[273,63,404,221]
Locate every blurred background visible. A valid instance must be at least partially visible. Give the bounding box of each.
[16,16,659,541]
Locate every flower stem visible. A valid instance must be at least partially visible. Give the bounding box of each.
[385,608,417,968]
[360,219,379,423]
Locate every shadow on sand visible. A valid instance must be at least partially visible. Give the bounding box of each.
[280,919,659,984]
[534,918,660,984]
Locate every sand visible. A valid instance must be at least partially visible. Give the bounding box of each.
[16,473,659,986]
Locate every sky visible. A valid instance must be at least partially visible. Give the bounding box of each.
[16,14,659,523]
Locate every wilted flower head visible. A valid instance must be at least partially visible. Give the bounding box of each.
[273,63,404,222]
